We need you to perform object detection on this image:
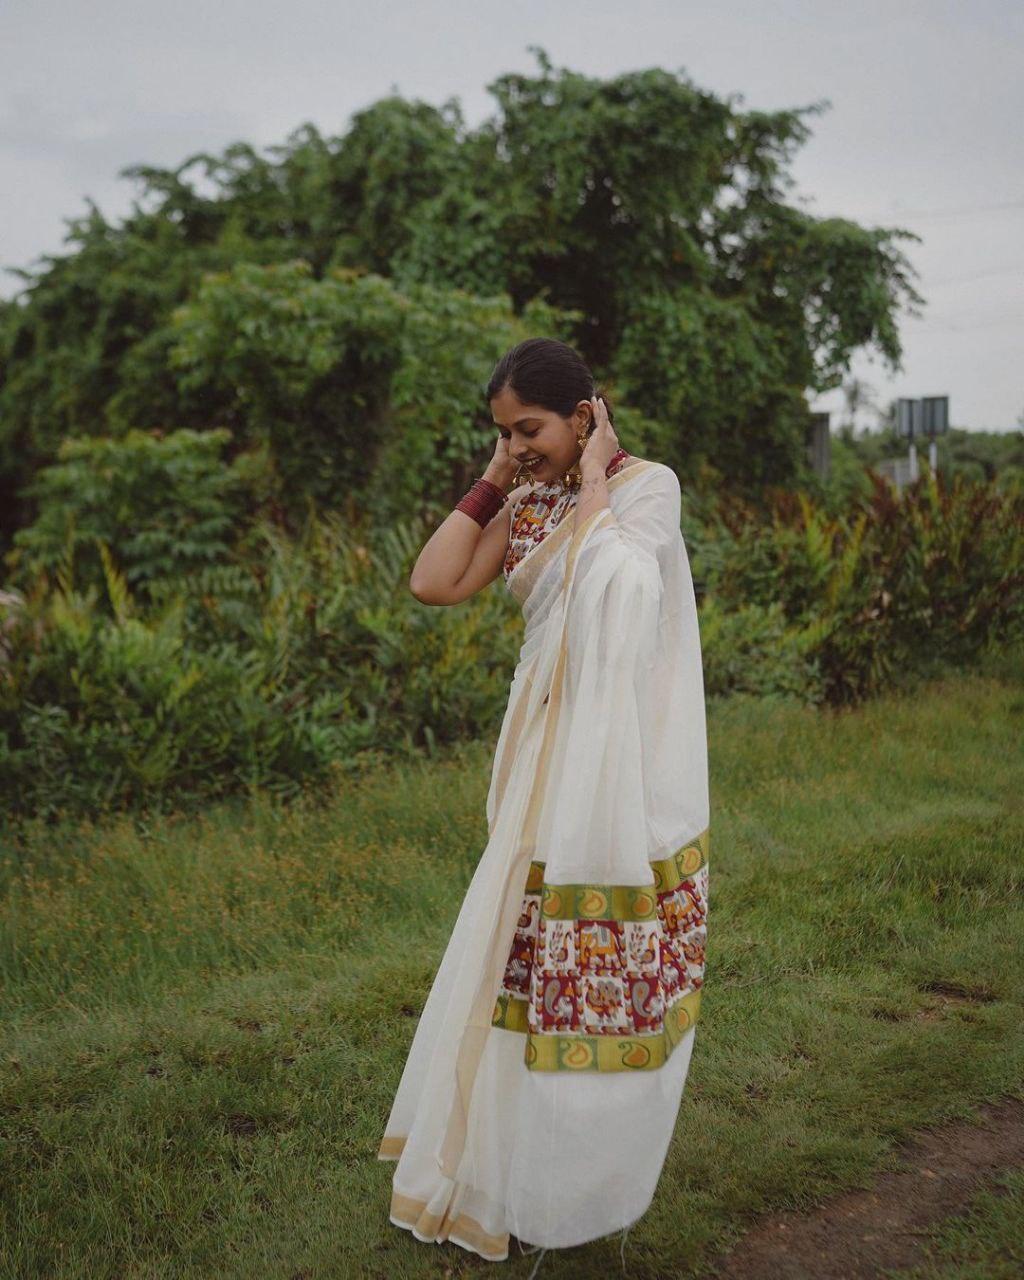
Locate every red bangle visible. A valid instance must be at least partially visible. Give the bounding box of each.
[455,477,508,528]
[476,478,507,502]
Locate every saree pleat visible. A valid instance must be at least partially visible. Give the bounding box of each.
[378,460,710,1258]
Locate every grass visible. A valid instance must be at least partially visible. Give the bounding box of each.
[1,648,1022,1278]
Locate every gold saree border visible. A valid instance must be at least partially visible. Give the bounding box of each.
[491,458,656,825]
[487,665,534,835]
[540,827,709,921]
[389,1188,510,1262]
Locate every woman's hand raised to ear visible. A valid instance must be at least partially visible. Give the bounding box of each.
[579,396,620,479]
[484,432,521,494]
[573,396,620,534]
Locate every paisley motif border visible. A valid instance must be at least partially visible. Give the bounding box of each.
[493,987,701,1072]
[491,827,709,1071]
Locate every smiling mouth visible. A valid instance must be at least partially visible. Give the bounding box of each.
[521,457,545,470]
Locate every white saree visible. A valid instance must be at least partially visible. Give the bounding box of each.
[377,458,710,1262]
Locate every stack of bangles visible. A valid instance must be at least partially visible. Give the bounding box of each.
[454,477,508,528]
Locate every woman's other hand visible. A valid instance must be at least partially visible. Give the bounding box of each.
[579,396,619,478]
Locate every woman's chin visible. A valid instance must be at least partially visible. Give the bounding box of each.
[523,457,572,482]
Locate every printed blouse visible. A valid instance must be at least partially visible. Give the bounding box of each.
[503,451,632,583]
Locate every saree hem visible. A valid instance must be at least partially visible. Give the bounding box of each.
[389,1189,511,1262]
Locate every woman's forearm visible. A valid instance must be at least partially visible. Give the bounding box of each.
[573,468,610,534]
[409,462,510,595]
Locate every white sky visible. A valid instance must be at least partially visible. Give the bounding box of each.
[2,0,1022,432]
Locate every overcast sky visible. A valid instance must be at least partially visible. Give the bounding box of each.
[2,0,1022,432]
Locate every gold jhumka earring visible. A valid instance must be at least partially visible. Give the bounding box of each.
[558,424,592,493]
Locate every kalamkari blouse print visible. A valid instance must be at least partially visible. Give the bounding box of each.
[503,451,632,583]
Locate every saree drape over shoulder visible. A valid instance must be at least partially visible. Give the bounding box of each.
[377,459,710,1262]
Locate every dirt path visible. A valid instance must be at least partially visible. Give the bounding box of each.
[699,1094,1024,1279]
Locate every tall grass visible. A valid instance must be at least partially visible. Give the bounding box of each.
[1,649,1021,1277]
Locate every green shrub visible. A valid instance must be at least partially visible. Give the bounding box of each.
[1,462,1020,821]
[689,469,1024,705]
[7,428,248,604]
[698,596,822,705]
[0,508,521,821]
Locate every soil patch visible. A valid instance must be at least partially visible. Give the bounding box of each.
[700,1094,1024,1279]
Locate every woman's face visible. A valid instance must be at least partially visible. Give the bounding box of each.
[490,385,592,483]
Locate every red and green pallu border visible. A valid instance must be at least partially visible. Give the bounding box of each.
[491,827,709,1072]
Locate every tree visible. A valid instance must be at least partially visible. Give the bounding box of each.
[0,46,925,540]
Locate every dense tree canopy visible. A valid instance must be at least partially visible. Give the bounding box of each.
[0,47,924,546]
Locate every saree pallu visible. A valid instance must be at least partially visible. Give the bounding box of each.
[377,459,710,1261]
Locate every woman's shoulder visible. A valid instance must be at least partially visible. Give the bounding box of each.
[619,456,679,486]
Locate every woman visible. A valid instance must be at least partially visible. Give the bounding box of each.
[377,338,710,1268]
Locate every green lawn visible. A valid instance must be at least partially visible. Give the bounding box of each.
[2,650,1022,1278]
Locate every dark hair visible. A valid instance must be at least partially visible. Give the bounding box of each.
[486,337,615,428]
